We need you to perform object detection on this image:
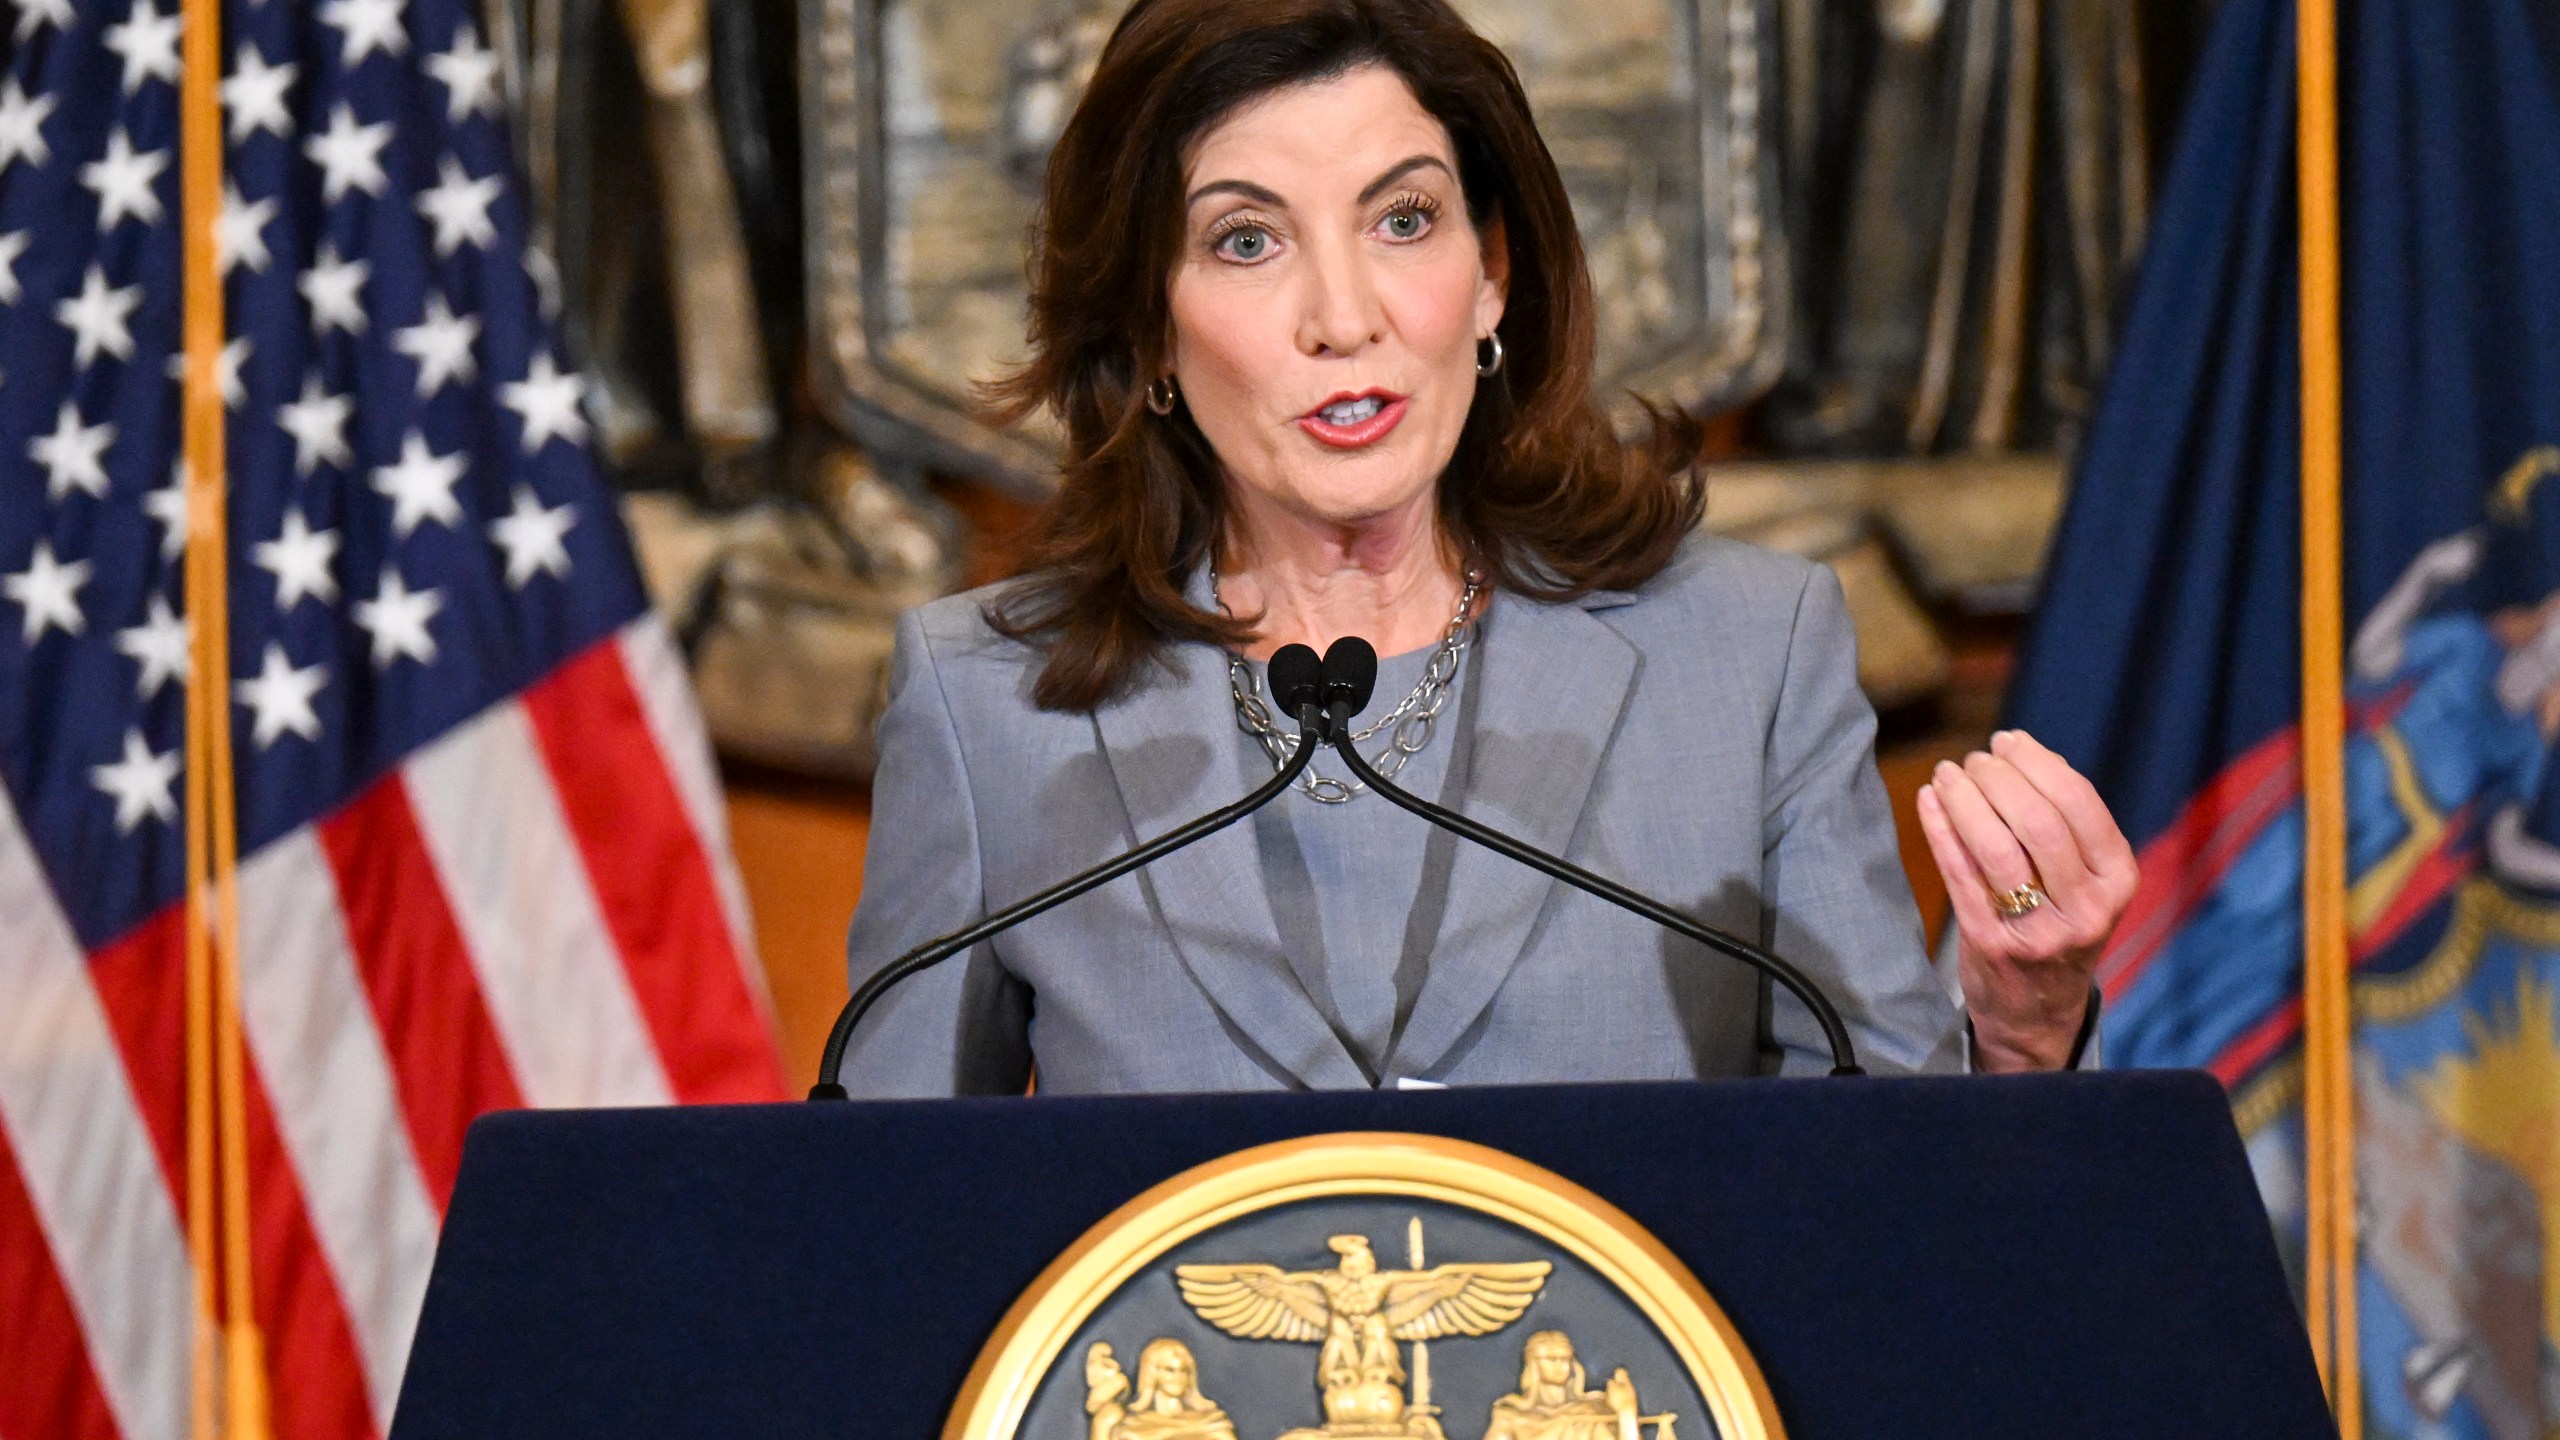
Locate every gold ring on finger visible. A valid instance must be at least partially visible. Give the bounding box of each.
[1991,882,2048,920]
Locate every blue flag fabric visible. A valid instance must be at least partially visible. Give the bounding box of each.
[2006,0,2560,1433]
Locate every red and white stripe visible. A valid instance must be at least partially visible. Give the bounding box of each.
[0,616,789,1440]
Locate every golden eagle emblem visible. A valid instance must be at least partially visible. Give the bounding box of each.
[1173,1233,1550,1437]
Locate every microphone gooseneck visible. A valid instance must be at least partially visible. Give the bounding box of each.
[811,644,1330,1099]
[1315,637,1866,1076]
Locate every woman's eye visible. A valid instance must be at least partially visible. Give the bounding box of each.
[1214,226,1274,261]
[1381,207,1432,241]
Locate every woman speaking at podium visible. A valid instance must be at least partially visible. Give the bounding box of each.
[839,0,2138,1095]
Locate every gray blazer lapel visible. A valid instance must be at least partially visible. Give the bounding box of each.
[1385,594,1640,1078]
[1091,645,1368,1088]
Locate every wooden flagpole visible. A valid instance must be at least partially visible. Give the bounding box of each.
[176,0,219,1422]
[178,0,268,1431]
[2295,0,2360,1428]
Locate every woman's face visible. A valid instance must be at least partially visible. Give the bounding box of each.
[1141,1345,1192,1402]
[1167,64,1507,539]
[1530,1339,1574,1387]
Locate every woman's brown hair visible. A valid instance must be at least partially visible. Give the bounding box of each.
[984,0,1707,711]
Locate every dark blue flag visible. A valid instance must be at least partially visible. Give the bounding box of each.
[2006,0,2560,1433]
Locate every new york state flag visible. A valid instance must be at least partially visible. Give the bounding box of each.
[2006,0,2560,1434]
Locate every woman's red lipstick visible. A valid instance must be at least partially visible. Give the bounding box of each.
[1297,390,1407,449]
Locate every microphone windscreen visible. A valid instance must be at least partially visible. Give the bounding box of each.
[1267,643,1322,715]
[1320,636,1379,716]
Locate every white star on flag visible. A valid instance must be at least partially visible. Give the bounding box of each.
[222,45,297,143]
[234,642,327,749]
[214,181,277,274]
[144,463,189,559]
[277,372,354,473]
[0,79,56,171]
[500,353,590,451]
[12,0,72,44]
[164,334,253,408]
[29,400,115,501]
[0,230,30,305]
[415,156,500,256]
[103,0,182,94]
[299,242,367,334]
[251,508,341,609]
[220,335,254,406]
[319,0,407,64]
[354,567,444,667]
[425,25,502,122]
[304,103,391,203]
[372,431,467,536]
[54,263,141,368]
[79,128,169,228]
[4,539,91,641]
[490,487,575,588]
[394,292,478,396]
[114,593,190,698]
[90,728,180,832]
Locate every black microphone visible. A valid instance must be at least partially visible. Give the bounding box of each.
[1316,636,1867,1076]
[809,643,1330,1099]
[1322,632,1374,733]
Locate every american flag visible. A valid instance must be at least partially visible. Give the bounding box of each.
[0,0,790,1436]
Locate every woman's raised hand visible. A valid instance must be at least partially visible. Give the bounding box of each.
[1914,729,2139,1072]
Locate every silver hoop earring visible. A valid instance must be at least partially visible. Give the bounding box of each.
[1144,375,1179,415]
[1475,332,1505,378]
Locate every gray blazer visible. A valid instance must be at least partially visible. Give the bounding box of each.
[839,534,1969,1095]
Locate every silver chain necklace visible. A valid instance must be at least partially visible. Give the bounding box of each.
[1216,565,1481,803]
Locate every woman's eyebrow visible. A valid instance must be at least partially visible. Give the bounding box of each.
[1186,178,1285,209]
[1356,155,1453,205]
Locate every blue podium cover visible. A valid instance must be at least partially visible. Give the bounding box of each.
[390,1073,2331,1438]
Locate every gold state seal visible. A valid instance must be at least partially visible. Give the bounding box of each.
[942,1134,1779,1440]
